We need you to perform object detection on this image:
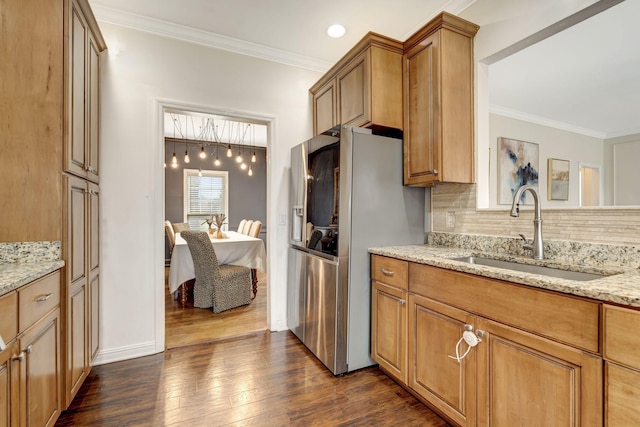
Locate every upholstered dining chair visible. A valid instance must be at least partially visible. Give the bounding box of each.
[164,220,176,254]
[237,219,247,233]
[180,231,252,313]
[172,222,190,233]
[242,220,254,235]
[248,220,262,238]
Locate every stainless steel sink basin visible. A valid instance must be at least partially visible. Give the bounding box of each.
[450,256,606,281]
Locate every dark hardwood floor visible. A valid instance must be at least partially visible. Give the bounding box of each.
[56,330,451,426]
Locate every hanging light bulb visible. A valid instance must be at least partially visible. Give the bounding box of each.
[184,149,190,164]
[199,145,206,159]
[248,165,253,176]
[226,144,232,157]
[198,168,202,177]
[236,150,243,163]
[214,156,221,167]
[171,152,178,168]
[240,162,247,170]
[251,151,257,163]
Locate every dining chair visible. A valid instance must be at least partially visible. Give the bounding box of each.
[237,219,247,233]
[172,222,190,233]
[248,220,262,238]
[180,231,252,313]
[164,220,176,254]
[242,220,254,235]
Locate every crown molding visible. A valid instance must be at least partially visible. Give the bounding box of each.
[400,0,478,40]
[91,4,333,73]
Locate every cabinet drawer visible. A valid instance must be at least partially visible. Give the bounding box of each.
[0,291,18,343]
[410,264,600,352]
[604,304,640,370]
[371,255,408,289]
[18,271,60,333]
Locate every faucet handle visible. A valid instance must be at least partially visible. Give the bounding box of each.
[518,234,533,251]
[518,234,528,242]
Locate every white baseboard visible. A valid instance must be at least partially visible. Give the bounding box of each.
[93,341,161,366]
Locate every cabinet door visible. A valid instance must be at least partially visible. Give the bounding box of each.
[371,281,407,384]
[19,309,62,427]
[67,0,88,179]
[88,184,99,362]
[477,318,602,427]
[403,32,440,186]
[337,49,370,127]
[0,342,20,427]
[86,35,100,183]
[606,362,640,426]
[408,294,476,427]
[312,80,337,135]
[64,175,90,405]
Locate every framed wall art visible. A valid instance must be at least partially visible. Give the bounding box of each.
[498,137,539,205]
[548,158,570,200]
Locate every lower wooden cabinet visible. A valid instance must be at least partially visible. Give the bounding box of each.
[0,271,63,427]
[476,317,602,426]
[0,341,20,427]
[605,362,640,426]
[408,294,476,427]
[371,256,608,426]
[18,309,62,427]
[371,281,407,384]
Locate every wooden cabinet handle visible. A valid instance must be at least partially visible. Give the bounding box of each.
[381,268,394,276]
[35,293,52,302]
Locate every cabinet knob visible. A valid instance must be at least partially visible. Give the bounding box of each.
[428,169,438,175]
[24,345,33,355]
[12,352,25,362]
[381,268,394,276]
[35,293,53,302]
[87,166,96,173]
[399,299,406,305]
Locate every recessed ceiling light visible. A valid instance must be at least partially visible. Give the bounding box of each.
[327,24,346,38]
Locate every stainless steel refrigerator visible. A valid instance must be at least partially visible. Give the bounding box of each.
[287,125,425,375]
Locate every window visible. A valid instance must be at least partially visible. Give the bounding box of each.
[183,169,229,230]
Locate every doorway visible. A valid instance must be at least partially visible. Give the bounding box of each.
[161,104,270,348]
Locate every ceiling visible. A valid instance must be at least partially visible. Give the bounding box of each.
[89,0,639,140]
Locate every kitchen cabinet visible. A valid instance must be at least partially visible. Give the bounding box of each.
[370,256,408,384]
[603,304,640,425]
[476,317,602,426]
[373,258,604,426]
[408,294,476,427]
[0,272,63,427]
[63,175,100,404]
[66,0,103,183]
[310,33,403,135]
[402,13,479,186]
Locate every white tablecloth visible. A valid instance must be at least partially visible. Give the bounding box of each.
[168,231,267,293]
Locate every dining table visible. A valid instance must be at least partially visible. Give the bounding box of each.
[168,231,267,302]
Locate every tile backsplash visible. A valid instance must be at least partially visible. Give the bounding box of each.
[431,183,640,246]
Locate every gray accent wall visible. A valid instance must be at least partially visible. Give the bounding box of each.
[164,141,267,261]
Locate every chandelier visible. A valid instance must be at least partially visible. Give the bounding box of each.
[166,113,258,177]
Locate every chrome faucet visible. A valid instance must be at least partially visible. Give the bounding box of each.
[510,184,544,260]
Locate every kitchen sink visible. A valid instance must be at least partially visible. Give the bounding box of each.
[449,256,607,282]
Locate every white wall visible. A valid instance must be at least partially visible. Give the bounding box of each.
[97,23,321,364]
[488,113,603,208]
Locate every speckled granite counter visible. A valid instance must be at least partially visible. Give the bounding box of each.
[369,240,640,308]
[0,241,64,297]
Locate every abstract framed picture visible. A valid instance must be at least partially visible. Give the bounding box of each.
[548,158,570,200]
[498,137,539,205]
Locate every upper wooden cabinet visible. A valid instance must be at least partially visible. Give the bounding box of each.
[310,33,403,135]
[402,13,479,186]
[66,0,106,183]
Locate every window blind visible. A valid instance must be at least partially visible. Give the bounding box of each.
[185,170,228,230]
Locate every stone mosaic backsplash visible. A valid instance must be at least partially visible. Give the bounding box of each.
[0,241,61,263]
[428,232,640,271]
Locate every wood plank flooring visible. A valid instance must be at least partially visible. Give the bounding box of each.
[56,330,451,426]
[165,270,267,348]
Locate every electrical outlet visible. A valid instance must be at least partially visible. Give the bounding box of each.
[446,211,456,228]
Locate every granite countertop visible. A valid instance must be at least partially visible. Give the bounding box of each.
[369,245,640,308]
[0,260,65,297]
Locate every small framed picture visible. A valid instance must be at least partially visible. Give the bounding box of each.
[547,158,570,200]
[498,137,540,205]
